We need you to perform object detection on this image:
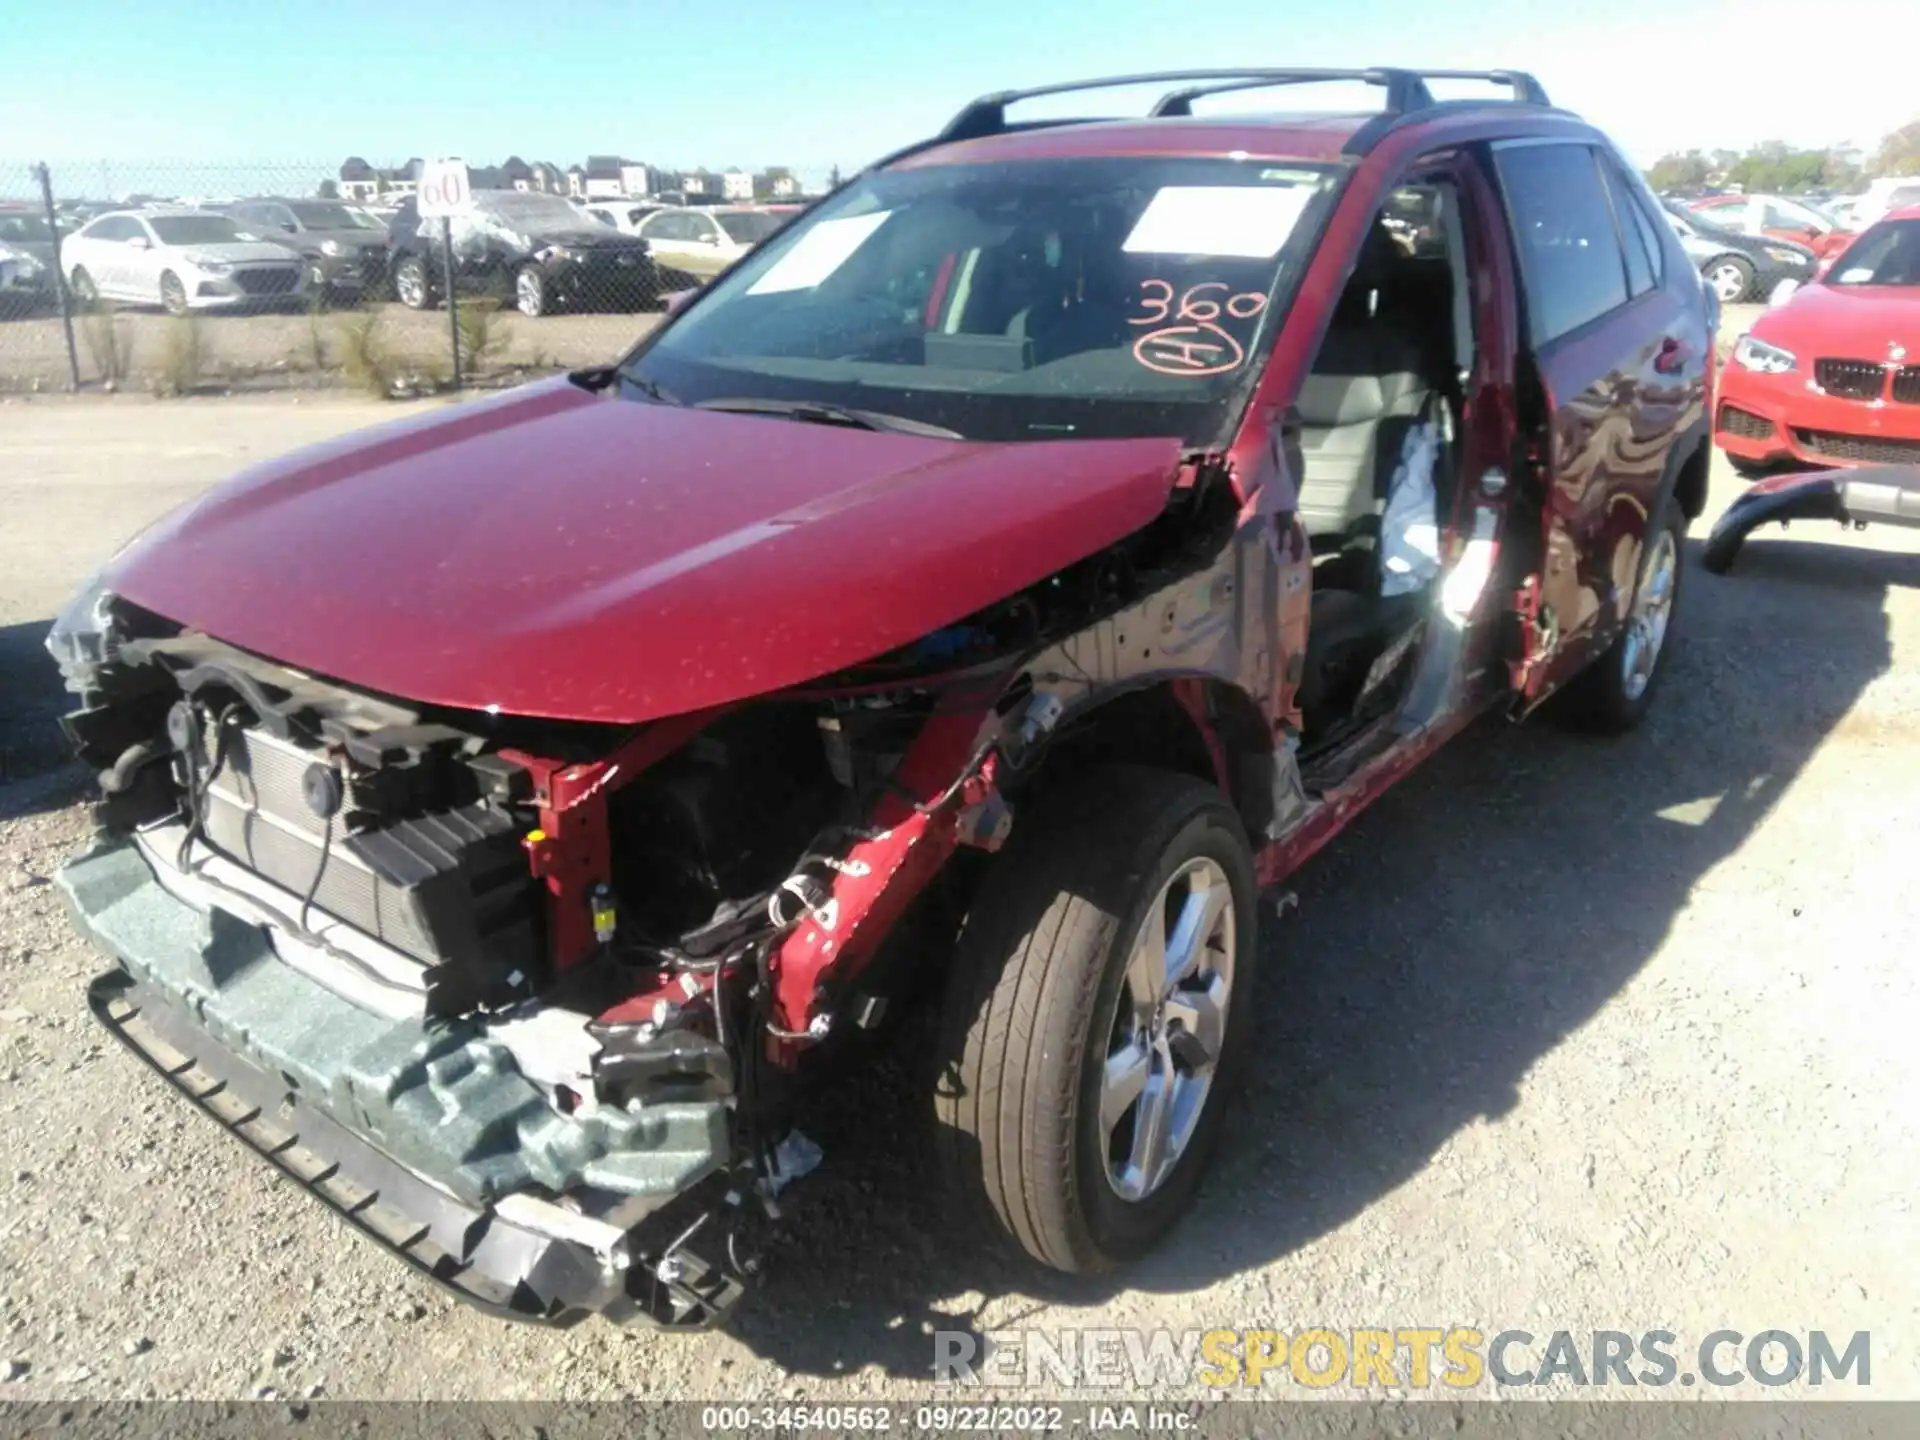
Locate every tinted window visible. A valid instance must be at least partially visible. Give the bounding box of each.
[0,213,53,242]
[1826,219,1920,287]
[86,216,138,242]
[1600,159,1663,296]
[643,212,698,241]
[1495,144,1630,344]
[149,215,252,245]
[622,155,1342,444]
[716,211,784,245]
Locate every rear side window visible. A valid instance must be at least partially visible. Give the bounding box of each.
[1599,157,1665,297]
[1495,143,1630,345]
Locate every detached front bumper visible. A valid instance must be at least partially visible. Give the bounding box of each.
[59,838,742,1328]
[1703,463,1920,572]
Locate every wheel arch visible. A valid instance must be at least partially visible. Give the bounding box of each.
[1022,674,1277,841]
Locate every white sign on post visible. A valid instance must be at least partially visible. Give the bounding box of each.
[417,159,473,218]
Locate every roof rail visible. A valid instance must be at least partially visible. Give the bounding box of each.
[936,68,1439,143]
[1403,69,1551,106]
[1150,69,1434,117]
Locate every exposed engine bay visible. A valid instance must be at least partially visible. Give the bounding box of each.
[48,466,1259,1326]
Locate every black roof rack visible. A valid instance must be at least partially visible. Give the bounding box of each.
[935,67,1552,143]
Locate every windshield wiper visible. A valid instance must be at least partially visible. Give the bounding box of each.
[693,397,961,439]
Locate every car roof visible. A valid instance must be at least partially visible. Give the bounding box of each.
[1886,204,1920,223]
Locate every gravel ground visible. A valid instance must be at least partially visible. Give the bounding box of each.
[1,360,1914,1405]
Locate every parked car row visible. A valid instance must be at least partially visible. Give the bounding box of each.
[1661,199,1816,303]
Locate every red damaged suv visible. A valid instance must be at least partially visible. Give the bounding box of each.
[49,68,1713,1329]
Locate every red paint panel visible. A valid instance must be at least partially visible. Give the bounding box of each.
[106,377,1182,724]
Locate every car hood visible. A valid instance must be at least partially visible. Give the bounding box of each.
[176,240,301,265]
[106,378,1185,724]
[1755,282,1920,354]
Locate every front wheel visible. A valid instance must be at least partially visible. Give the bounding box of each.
[68,267,97,305]
[931,766,1257,1274]
[159,271,188,317]
[1564,494,1686,733]
[393,254,435,311]
[514,264,548,318]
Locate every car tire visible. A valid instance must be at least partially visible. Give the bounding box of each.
[159,272,189,317]
[1562,494,1687,734]
[930,764,1257,1274]
[68,268,97,306]
[393,254,435,311]
[1705,256,1755,304]
[514,264,548,318]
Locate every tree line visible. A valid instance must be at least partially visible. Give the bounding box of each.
[1646,118,1920,194]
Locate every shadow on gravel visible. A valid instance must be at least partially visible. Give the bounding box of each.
[0,616,86,820]
[722,536,1893,1380]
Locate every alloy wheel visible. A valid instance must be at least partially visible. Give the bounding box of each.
[1099,856,1237,1203]
[1620,527,1678,702]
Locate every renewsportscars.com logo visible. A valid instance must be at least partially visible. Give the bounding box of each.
[933,1327,1872,1390]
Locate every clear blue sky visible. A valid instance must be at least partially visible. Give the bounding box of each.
[3,0,1909,190]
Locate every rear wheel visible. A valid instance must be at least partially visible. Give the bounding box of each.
[931,766,1257,1273]
[159,271,188,317]
[1706,256,1755,304]
[393,254,434,311]
[1563,495,1686,733]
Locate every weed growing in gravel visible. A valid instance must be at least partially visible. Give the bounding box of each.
[302,293,330,373]
[78,302,132,385]
[336,306,403,398]
[154,313,207,397]
[456,297,511,374]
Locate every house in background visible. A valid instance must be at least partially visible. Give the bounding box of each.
[336,157,421,203]
[527,161,565,194]
[580,156,628,200]
[721,168,754,201]
[753,167,801,200]
[677,169,720,199]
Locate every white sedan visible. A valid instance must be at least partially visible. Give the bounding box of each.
[63,208,307,314]
[634,206,790,278]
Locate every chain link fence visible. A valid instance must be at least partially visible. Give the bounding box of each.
[0,160,821,397]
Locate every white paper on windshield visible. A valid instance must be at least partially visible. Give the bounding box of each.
[1122,186,1313,259]
[747,210,894,295]
[1838,267,1875,284]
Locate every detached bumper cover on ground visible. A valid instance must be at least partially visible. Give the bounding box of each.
[57,839,734,1325]
[1704,462,1920,572]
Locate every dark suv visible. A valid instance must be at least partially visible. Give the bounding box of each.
[50,68,1712,1331]
[386,189,661,317]
[221,197,390,302]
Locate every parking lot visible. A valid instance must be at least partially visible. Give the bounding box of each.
[1,330,1917,1400]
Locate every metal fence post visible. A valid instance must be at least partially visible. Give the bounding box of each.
[443,216,461,390]
[33,162,82,392]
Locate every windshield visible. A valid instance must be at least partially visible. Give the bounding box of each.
[149,215,255,245]
[620,156,1341,444]
[1826,219,1920,287]
[480,192,591,229]
[0,214,52,243]
[288,201,380,230]
[716,210,785,245]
